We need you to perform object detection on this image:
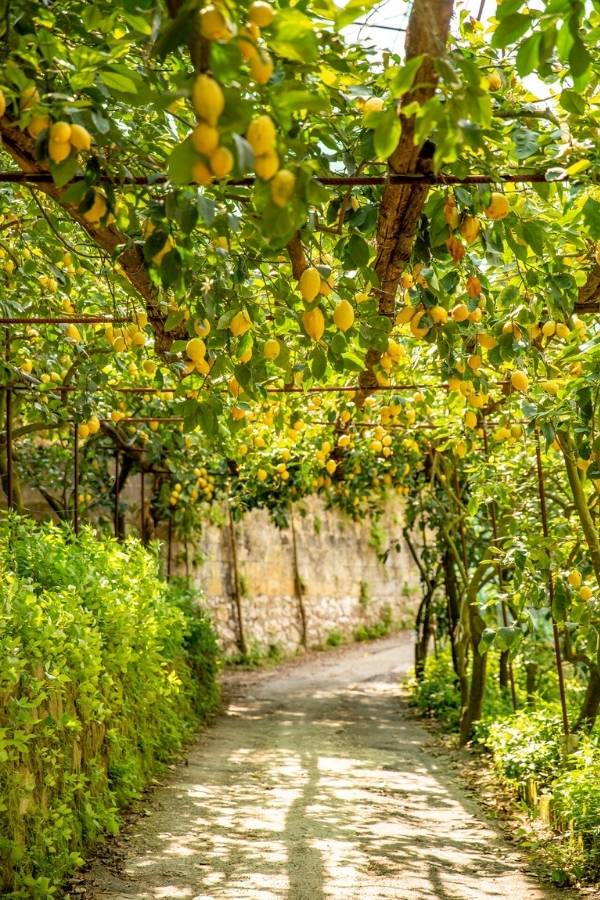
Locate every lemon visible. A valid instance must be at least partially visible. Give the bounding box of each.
[192,74,224,125]
[249,1,275,27]
[50,121,72,143]
[485,192,509,220]
[510,370,528,392]
[303,307,325,341]
[452,303,469,322]
[249,51,274,84]
[82,190,107,224]
[210,146,234,178]
[326,459,337,475]
[333,298,354,332]
[200,4,234,40]
[299,266,321,302]
[568,571,582,588]
[70,123,92,151]
[271,168,295,207]
[464,410,477,429]
[230,309,251,336]
[430,305,448,324]
[580,586,593,601]
[186,337,206,362]
[87,416,100,434]
[191,123,219,155]
[49,139,71,163]
[255,150,279,180]
[192,160,214,185]
[247,115,276,155]
[460,216,480,244]
[257,468,267,481]
[362,96,384,116]
[263,338,280,360]
[27,114,50,138]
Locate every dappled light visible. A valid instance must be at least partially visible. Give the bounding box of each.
[81,639,563,899]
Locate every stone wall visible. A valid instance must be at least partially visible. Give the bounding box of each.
[171,495,420,656]
[3,477,421,657]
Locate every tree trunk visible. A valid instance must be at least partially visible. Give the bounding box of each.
[574,660,600,732]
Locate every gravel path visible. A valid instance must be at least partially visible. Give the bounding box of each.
[79,634,580,900]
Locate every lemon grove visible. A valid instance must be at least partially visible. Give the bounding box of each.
[1,0,600,888]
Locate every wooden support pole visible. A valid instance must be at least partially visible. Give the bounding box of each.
[534,426,569,738]
[4,329,13,510]
[228,504,247,655]
[482,421,517,710]
[167,515,173,579]
[290,506,308,648]
[140,470,145,544]
[72,421,79,534]
[113,451,120,538]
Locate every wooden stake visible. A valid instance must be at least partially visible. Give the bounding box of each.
[73,422,79,534]
[4,329,13,510]
[228,504,247,655]
[167,515,173,579]
[290,506,308,648]
[140,470,145,543]
[534,426,569,737]
[482,421,517,710]
[113,451,120,537]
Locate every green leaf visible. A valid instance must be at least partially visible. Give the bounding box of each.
[373,108,401,161]
[521,221,545,255]
[515,32,541,76]
[582,198,600,239]
[100,69,139,94]
[168,138,197,185]
[49,157,79,189]
[271,10,317,63]
[388,55,423,98]
[334,0,380,29]
[311,347,327,379]
[491,13,531,48]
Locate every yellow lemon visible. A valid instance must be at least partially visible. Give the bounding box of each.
[303,307,325,341]
[333,298,354,332]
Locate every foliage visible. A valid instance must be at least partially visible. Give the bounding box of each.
[0,515,219,898]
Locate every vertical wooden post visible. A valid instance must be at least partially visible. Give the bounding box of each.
[534,426,569,738]
[72,421,79,534]
[113,451,120,537]
[5,328,13,510]
[167,514,173,579]
[228,504,247,655]
[290,506,308,648]
[140,470,145,543]
[482,421,517,710]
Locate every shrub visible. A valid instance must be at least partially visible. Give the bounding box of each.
[485,706,563,788]
[0,516,219,898]
[410,649,462,730]
[326,628,344,647]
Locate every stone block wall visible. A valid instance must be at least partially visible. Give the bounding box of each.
[171,495,420,656]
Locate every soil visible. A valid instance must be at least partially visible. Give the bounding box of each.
[74,633,584,900]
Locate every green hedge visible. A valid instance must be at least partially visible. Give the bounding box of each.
[0,515,220,898]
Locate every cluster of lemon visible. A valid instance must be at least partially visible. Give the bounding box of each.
[170,466,216,506]
[245,114,296,207]
[366,426,395,457]
[297,265,354,341]
[78,416,101,439]
[444,192,509,263]
[105,314,148,352]
[190,75,234,184]
[199,0,275,83]
[185,336,211,375]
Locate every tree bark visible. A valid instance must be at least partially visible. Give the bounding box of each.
[355,0,454,403]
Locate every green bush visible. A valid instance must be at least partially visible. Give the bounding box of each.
[326,629,344,647]
[0,515,220,898]
[485,706,563,787]
[410,649,462,730]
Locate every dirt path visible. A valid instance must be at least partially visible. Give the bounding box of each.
[80,634,579,900]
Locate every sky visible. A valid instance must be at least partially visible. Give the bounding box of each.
[343,0,495,58]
